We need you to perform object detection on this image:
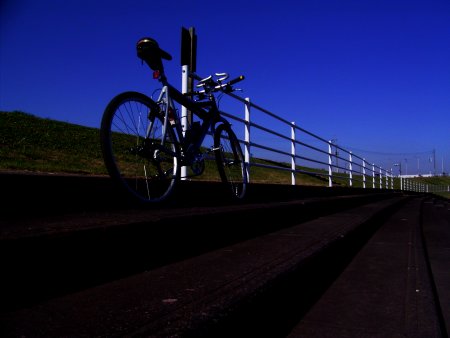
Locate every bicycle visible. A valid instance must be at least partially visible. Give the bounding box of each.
[100,37,247,203]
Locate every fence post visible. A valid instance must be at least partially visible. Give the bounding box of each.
[291,122,296,186]
[328,141,333,187]
[244,97,251,183]
[349,152,353,187]
[379,167,382,189]
[363,159,366,189]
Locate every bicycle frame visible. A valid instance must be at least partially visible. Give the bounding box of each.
[153,81,229,161]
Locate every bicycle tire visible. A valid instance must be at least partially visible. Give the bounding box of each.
[214,123,247,199]
[100,91,181,203]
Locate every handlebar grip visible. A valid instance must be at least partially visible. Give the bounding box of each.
[227,75,245,86]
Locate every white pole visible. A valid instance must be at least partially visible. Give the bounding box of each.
[363,159,366,189]
[349,152,353,187]
[291,122,296,185]
[244,98,251,183]
[181,65,189,180]
[328,141,333,187]
[379,167,382,189]
[372,164,375,189]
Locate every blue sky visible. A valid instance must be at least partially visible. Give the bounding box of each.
[1,0,449,175]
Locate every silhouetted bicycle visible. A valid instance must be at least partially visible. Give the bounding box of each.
[100,37,247,203]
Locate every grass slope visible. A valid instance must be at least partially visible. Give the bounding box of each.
[1,111,106,174]
[1,111,449,195]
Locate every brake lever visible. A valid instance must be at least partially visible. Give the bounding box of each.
[196,75,213,88]
[215,72,229,82]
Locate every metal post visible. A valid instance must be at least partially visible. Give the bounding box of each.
[349,152,353,187]
[363,159,366,189]
[291,122,296,185]
[328,141,333,187]
[372,164,375,189]
[180,27,197,180]
[244,98,251,183]
[379,167,382,189]
[181,64,189,180]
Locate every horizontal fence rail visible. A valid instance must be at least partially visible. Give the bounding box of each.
[188,71,447,193]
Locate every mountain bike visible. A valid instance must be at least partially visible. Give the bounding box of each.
[100,37,247,203]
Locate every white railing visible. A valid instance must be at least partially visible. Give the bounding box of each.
[400,178,450,193]
[188,71,445,193]
[220,88,396,189]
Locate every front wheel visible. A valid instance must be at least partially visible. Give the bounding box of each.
[100,91,181,203]
[214,123,247,200]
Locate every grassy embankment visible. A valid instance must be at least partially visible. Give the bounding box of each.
[1,111,449,197]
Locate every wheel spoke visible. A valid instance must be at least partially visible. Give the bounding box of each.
[214,124,247,199]
[100,92,180,203]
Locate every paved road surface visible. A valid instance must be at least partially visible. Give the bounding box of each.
[0,172,448,337]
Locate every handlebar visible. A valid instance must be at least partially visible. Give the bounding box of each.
[188,72,245,96]
[226,75,245,87]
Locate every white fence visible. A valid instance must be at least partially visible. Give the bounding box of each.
[188,71,448,193]
[224,93,392,188]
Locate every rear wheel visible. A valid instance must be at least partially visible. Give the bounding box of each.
[100,91,180,203]
[214,123,247,199]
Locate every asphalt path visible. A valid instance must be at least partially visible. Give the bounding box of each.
[0,172,447,337]
[288,197,449,337]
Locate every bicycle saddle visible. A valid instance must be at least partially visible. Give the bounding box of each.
[137,37,172,71]
[137,37,172,60]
